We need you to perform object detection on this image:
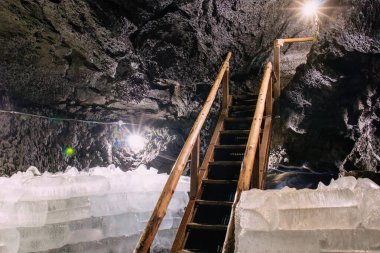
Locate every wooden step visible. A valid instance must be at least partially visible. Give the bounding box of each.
[220,130,251,134]
[187,223,228,231]
[214,145,246,162]
[193,203,232,225]
[219,131,250,145]
[203,179,238,184]
[200,182,237,202]
[232,95,258,106]
[195,200,233,206]
[232,93,258,98]
[208,162,242,181]
[228,105,255,118]
[209,161,242,166]
[184,228,226,252]
[224,117,253,130]
[214,144,246,149]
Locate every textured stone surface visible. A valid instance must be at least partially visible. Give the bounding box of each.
[269,0,380,187]
[5,0,378,181]
[0,0,313,175]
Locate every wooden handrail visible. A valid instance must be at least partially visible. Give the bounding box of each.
[222,62,273,253]
[133,52,232,253]
[239,62,272,191]
[274,37,315,98]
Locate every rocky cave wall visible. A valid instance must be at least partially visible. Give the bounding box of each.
[271,0,380,188]
[0,0,313,175]
[3,0,377,183]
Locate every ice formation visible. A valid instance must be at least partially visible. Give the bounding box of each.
[235,176,380,253]
[0,165,190,253]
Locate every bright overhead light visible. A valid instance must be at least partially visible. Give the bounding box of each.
[302,0,319,17]
[127,134,146,153]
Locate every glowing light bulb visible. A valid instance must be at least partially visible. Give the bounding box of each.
[302,0,319,17]
[127,134,146,153]
[64,147,76,157]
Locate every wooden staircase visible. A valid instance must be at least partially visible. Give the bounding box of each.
[134,53,274,253]
[133,37,316,253]
[172,94,261,252]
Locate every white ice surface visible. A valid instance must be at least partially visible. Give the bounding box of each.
[0,165,189,253]
[236,177,380,253]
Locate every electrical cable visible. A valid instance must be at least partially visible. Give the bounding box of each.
[0,109,139,126]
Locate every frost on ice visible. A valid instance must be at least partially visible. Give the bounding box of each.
[0,165,189,253]
[235,176,380,253]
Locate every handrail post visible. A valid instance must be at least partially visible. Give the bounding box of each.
[273,40,282,99]
[190,135,200,199]
[222,62,230,109]
[266,75,273,116]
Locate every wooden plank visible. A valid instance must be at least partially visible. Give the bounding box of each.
[222,63,230,109]
[209,161,242,166]
[214,145,247,149]
[265,76,273,116]
[190,135,200,199]
[187,223,227,230]
[281,37,315,43]
[225,117,253,121]
[202,179,238,185]
[195,200,233,206]
[259,117,272,189]
[220,130,251,134]
[273,42,281,99]
[134,52,232,253]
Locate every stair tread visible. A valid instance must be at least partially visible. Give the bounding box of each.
[195,200,234,206]
[214,145,246,149]
[225,117,253,121]
[229,105,256,109]
[178,250,216,253]
[203,179,238,184]
[220,130,250,134]
[178,250,213,253]
[209,161,242,165]
[232,93,259,97]
[187,223,228,230]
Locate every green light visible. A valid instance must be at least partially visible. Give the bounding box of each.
[64,147,76,157]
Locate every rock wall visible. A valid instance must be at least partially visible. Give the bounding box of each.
[277,0,380,181]
[0,0,313,175]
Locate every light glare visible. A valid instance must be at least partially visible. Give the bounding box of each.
[127,134,146,153]
[302,1,319,17]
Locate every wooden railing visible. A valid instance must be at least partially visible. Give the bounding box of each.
[222,62,273,252]
[273,37,315,98]
[223,36,315,252]
[133,52,232,253]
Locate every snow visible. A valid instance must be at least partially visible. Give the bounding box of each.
[0,165,189,253]
[235,176,380,253]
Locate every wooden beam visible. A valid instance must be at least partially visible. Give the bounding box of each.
[273,42,281,99]
[259,117,272,189]
[265,76,273,116]
[190,135,200,199]
[133,52,232,253]
[280,37,315,43]
[222,63,230,109]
